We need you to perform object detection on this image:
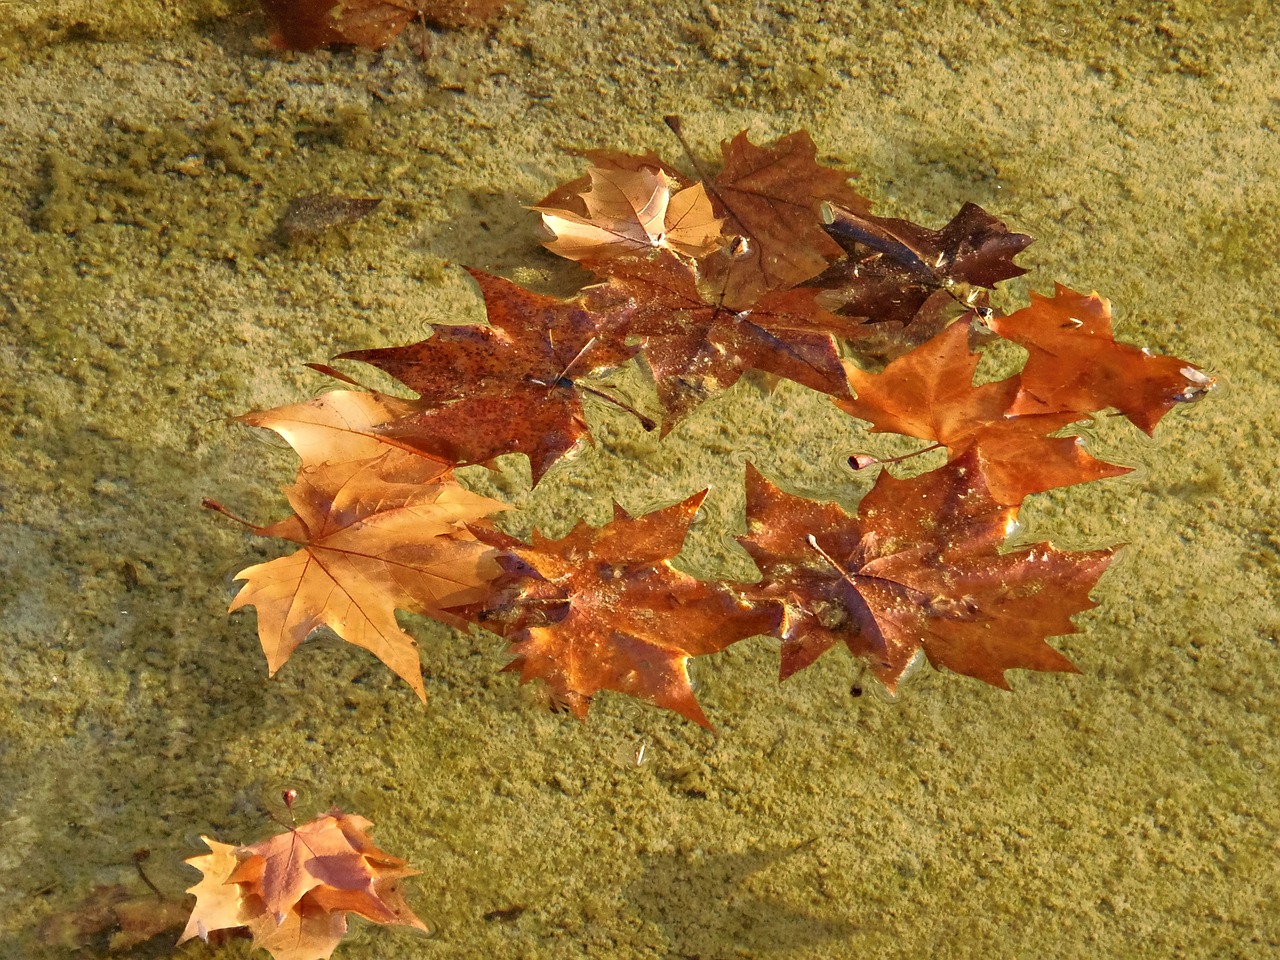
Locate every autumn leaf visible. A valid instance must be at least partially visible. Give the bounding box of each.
[181,838,246,943]
[236,388,420,468]
[340,268,638,481]
[205,124,1213,728]
[837,319,1131,504]
[822,201,1033,296]
[986,284,1216,433]
[469,492,780,727]
[583,250,863,428]
[532,148,693,212]
[181,811,427,960]
[277,195,381,243]
[698,129,869,308]
[813,201,1033,360]
[738,453,1117,692]
[532,165,723,261]
[260,0,508,50]
[207,390,509,700]
[260,0,416,49]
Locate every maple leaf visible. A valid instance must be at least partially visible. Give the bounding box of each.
[813,201,1033,360]
[260,0,507,50]
[469,492,780,727]
[738,453,1117,692]
[837,319,1131,504]
[339,268,638,482]
[181,811,427,960]
[207,390,509,701]
[532,148,694,211]
[698,129,869,308]
[181,838,247,943]
[237,388,420,467]
[986,284,1216,433]
[583,250,864,428]
[532,165,723,261]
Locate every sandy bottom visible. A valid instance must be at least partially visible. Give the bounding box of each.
[1,2,1277,958]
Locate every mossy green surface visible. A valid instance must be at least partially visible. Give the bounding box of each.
[1,2,1277,958]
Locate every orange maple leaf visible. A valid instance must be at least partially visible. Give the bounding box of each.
[987,285,1215,433]
[837,319,1131,504]
[739,453,1117,693]
[700,129,869,308]
[181,811,427,960]
[471,492,779,726]
[208,390,509,700]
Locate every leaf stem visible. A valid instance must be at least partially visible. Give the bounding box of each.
[201,498,256,528]
[848,442,944,470]
[576,383,657,431]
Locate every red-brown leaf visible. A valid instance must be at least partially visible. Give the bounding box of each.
[584,251,861,428]
[700,130,869,308]
[261,0,507,51]
[471,492,780,726]
[739,453,1117,692]
[340,269,636,481]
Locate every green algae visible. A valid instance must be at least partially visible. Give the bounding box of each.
[1,2,1278,958]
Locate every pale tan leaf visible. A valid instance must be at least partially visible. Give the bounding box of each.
[238,390,426,471]
[533,166,722,261]
[662,182,723,258]
[228,451,508,700]
[180,837,247,944]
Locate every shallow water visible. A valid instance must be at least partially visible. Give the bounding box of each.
[2,2,1277,958]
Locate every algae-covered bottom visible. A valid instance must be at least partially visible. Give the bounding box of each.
[1,2,1277,958]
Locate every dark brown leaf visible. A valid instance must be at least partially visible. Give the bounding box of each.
[815,201,1033,359]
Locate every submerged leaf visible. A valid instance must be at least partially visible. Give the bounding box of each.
[260,0,508,50]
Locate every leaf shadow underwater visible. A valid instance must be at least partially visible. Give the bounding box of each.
[626,842,859,957]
